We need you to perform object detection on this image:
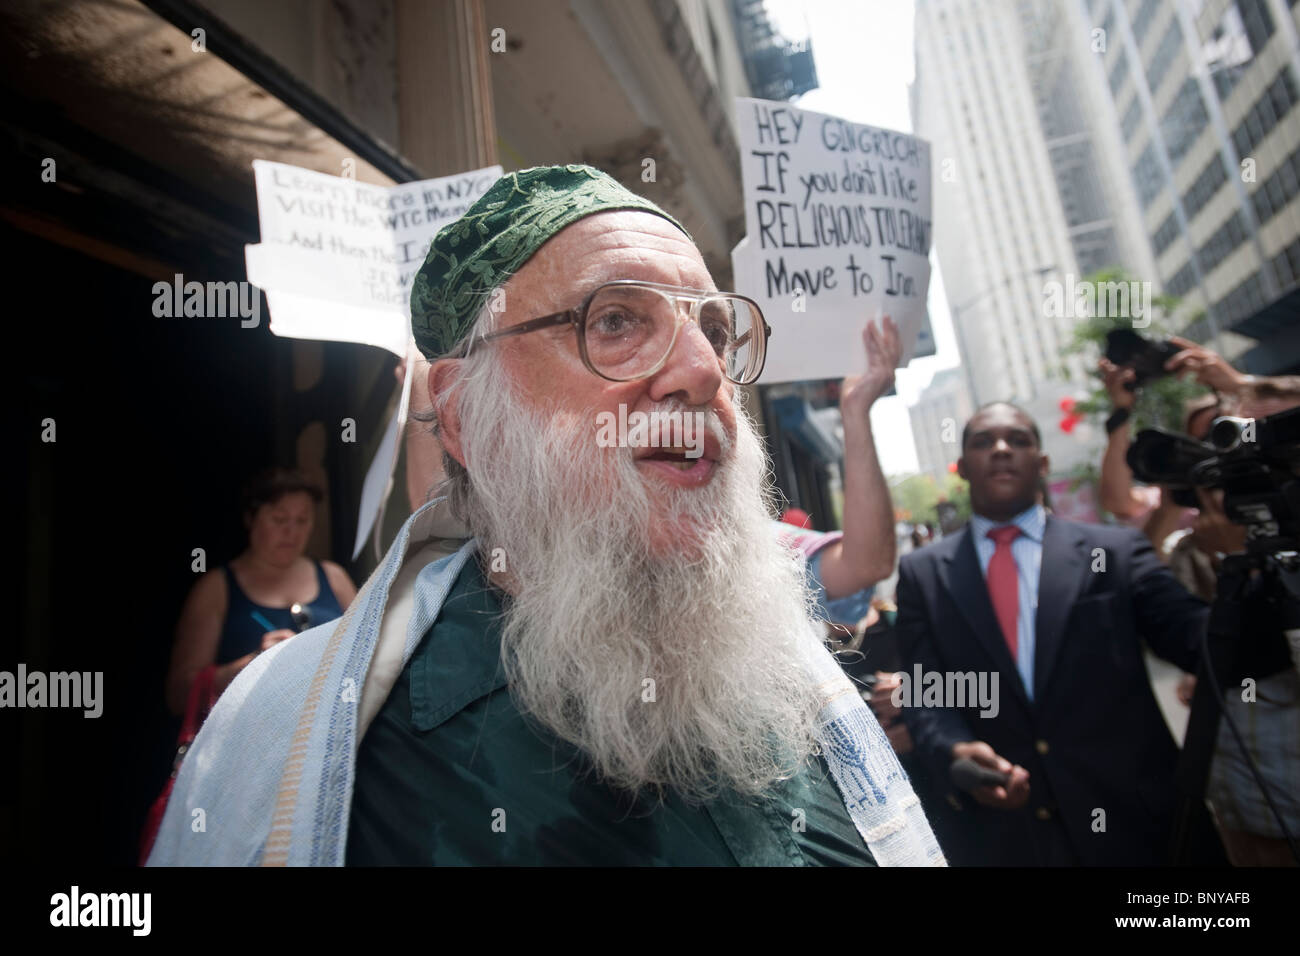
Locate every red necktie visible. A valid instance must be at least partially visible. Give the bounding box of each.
[986,526,1021,659]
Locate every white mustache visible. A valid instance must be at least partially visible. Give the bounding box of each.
[606,400,732,459]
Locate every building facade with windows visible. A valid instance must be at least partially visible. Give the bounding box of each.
[1085,0,1300,372]
[912,0,1147,473]
[910,0,1300,480]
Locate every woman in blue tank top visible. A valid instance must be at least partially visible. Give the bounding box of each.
[164,468,358,715]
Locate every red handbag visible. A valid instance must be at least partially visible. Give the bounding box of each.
[139,665,217,865]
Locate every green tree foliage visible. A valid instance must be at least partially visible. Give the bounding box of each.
[890,471,972,528]
[941,471,972,524]
[890,473,937,522]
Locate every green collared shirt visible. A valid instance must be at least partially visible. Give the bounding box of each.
[346,556,875,866]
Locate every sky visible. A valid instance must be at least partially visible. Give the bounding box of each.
[762,0,960,476]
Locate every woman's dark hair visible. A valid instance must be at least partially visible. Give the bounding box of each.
[241,467,324,523]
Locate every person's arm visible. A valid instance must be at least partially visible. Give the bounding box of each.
[1097,358,1151,519]
[1188,487,1247,572]
[1100,422,1143,518]
[322,560,358,610]
[1165,336,1252,397]
[817,316,901,600]
[1126,526,1209,674]
[1141,490,1187,558]
[893,557,975,778]
[165,571,231,716]
[165,572,297,714]
[868,671,913,755]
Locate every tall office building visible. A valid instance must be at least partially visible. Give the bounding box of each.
[911,0,1300,480]
[908,367,976,483]
[912,0,1144,470]
[1084,0,1300,373]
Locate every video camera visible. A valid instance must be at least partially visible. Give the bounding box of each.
[1127,406,1300,554]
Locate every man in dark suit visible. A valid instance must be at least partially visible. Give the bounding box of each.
[896,402,1208,865]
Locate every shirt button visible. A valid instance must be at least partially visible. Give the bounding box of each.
[1036,739,1050,755]
[1036,806,1052,821]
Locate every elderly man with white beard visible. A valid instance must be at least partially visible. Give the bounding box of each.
[146,165,943,867]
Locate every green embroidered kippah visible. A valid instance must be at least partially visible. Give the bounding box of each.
[410,164,689,360]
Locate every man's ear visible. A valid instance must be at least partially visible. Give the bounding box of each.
[956,455,968,481]
[1038,453,1050,478]
[428,359,466,468]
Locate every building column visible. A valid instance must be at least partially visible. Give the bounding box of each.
[395,0,499,174]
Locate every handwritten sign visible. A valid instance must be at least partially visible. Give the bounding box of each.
[245,160,502,356]
[731,98,932,383]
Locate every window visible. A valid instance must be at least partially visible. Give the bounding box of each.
[1153,212,1180,255]
[1160,80,1208,165]
[1121,96,1143,140]
[1196,211,1248,275]
[1206,3,1254,100]
[1131,143,1164,207]
[1166,260,1197,296]
[1147,20,1183,95]
[1272,237,1300,289]
[1109,51,1130,96]
[1131,0,1159,45]
[1214,66,1243,101]
[1237,0,1274,54]
[1182,154,1229,222]
[1214,270,1268,323]
[1251,145,1300,225]
[1269,70,1295,116]
[1231,68,1299,157]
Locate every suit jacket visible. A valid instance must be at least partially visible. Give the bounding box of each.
[895,515,1208,866]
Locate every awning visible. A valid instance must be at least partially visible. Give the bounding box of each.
[0,0,416,272]
[770,394,843,464]
[1237,313,1300,375]
[1232,285,1300,343]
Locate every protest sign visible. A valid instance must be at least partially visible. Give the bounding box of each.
[245,160,501,356]
[731,98,931,383]
[244,160,502,558]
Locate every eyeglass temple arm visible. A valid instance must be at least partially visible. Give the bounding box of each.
[477,310,577,342]
[727,318,772,351]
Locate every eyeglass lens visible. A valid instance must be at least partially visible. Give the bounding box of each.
[583,285,761,383]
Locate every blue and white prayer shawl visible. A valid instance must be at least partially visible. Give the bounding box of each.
[147,497,946,866]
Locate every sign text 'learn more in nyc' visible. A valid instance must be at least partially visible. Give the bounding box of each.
[245,160,501,357]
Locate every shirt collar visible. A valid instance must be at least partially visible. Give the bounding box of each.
[971,503,1045,544]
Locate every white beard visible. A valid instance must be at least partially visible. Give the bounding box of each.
[452,351,829,802]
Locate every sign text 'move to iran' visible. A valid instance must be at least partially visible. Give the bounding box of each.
[731,98,932,383]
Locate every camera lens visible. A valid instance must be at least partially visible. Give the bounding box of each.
[1210,417,1247,452]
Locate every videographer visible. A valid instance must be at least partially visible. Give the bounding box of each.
[1100,335,1300,865]
[1194,381,1300,866]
